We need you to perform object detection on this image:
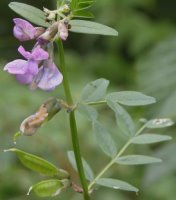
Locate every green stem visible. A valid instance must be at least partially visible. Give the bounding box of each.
[56,39,90,200]
[88,124,147,191]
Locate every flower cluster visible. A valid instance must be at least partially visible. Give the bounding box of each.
[4,18,69,91]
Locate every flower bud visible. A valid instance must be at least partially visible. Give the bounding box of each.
[34,27,45,38]
[43,7,57,21]
[58,21,68,41]
[38,22,58,44]
[59,4,70,14]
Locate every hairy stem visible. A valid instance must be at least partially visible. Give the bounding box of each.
[56,39,90,200]
[88,124,147,191]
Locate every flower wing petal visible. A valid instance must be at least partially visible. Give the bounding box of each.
[16,74,34,84]
[37,61,63,91]
[4,59,28,74]
[27,60,39,75]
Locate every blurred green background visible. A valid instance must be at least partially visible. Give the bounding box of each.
[1,0,176,199]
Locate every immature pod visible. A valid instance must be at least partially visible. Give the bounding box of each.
[27,179,71,197]
[20,97,62,136]
[4,148,69,179]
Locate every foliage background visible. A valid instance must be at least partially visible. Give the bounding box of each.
[0,0,176,199]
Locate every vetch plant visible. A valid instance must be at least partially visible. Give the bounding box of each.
[3,1,174,199]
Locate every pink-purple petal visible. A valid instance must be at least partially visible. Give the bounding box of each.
[18,46,31,59]
[27,60,39,75]
[16,74,34,84]
[37,61,63,91]
[13,18,36,41]
[31,46,49,61]
[58,21,68,41]
[4,59,28,74]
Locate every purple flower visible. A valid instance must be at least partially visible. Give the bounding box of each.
[4,45,63,91]
[30,59,63,91]
[4,45,49,84]
[13,18,45,41]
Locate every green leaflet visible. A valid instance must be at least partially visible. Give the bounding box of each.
[73,10,94,18]
[93,121,117,158]
[146,118,174,129]
[69,20,118,36]
[132,133,172,144]
[77,103,98,121]
[9,2,49,27]
[71,0,95,11]
[96,178,138,192]
[67,151,94,181]
[106,91,156,106]
[81,78,109,102]
[76,1,95,11]
[107,100,135,137]
[4,148,69,179]
[116,155,162,165]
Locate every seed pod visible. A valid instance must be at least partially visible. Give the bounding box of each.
[4,148,69,179]
[43,97,62,121]
[20,97,62,136]
[27,179,71,197]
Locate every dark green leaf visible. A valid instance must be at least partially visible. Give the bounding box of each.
[145,118,174,129]
[116,155,162,165]
[107,100,135,137]
[93,121,117,158]
[76,1,95,11]
[4,148,69,178]
[69,20,118,36]
[67,151,94,181]
[9,2,49,27]
[96,178,138,192]
[132,134,172,144]
[106,91,156,106]
[73,11,94,18]
[27,179,70,197]
[81,78,109,102]
[77,103,98,121]
[70,0,78,10]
